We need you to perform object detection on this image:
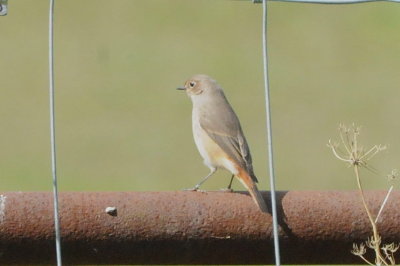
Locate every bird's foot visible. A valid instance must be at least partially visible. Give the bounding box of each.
[220,188,234,193]
[183,186,206,192]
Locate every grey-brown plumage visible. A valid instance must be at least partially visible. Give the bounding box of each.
[198,90,258,183]
[178,74,268,213]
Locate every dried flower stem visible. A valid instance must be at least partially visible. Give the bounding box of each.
[354,165,387,265]
[375,185,393,224]
[329,124,397,266]
[359,255,375,266]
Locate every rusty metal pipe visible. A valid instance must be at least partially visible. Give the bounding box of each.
[0,191,399,264]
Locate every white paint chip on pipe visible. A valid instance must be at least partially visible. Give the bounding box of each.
[0,195,6,223]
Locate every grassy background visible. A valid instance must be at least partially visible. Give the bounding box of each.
[1,0,400,192]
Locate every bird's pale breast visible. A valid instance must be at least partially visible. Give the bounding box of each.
[192,111,239,175]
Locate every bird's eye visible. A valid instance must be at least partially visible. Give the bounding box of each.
[189,81,196,88]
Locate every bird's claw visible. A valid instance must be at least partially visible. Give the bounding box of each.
[183,187,198,191]
[183,187,206,192]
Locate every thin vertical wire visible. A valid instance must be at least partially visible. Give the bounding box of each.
[262,0,281,265]
[49,0,62,265]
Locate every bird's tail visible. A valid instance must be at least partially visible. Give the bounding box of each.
[237,171,269,213]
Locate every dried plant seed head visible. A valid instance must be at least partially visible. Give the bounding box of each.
[329,124,387,173]
[366,238,373,249]
[387,169,398,182]
[351,243,367,256]
[366,235,381,249]
[354,127,361,136]
[385,243,400,253]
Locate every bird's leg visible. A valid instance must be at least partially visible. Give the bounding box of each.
[227,174,234,190]
[185,167,217,191]
[221,174,234,192]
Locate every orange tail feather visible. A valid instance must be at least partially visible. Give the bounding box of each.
[237,171,268,213]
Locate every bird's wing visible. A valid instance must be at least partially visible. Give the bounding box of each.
[199,108,258,183]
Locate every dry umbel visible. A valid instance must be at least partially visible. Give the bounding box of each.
[328,124,398,266]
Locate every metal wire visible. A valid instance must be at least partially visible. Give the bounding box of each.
[276,0,400,3]
[254,0,400,3]
[0,0,8,16]
[49,0,62,265]
[261,0,281,265]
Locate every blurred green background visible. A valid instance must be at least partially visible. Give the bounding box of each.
[1,0,399,192]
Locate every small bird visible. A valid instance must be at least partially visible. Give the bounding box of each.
[177,74,268,213]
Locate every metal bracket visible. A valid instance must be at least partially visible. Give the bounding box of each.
[0,0,8,16]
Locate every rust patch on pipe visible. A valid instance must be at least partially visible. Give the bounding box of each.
[0,190,398,264]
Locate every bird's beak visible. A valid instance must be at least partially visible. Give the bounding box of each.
[176,87,186,90]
